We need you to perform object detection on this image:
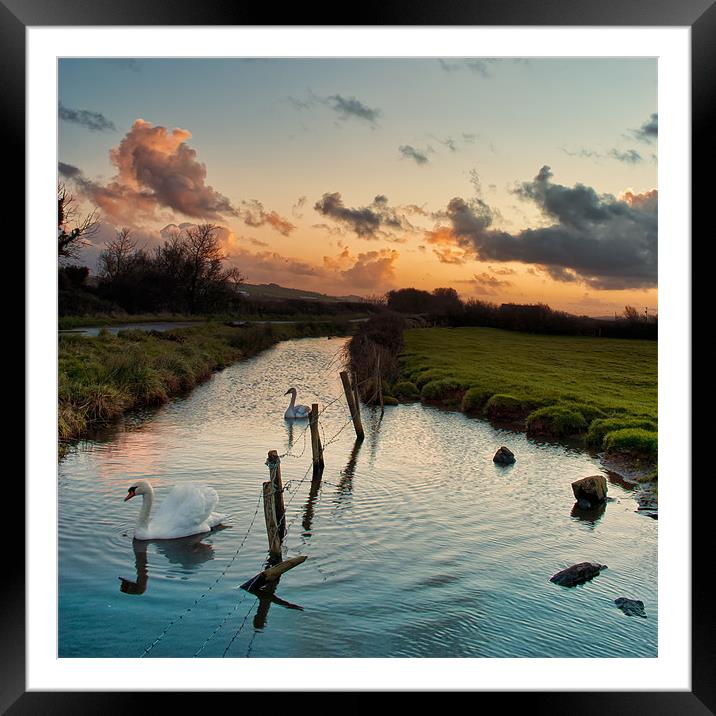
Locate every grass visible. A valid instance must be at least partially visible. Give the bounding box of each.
[400,326,657,455]
[58,320,351,451]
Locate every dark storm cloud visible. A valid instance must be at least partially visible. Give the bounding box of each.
[59,102,117,132]
[314,193,413,238]
[398,145,429,165]
[631,113,658,143]
[435,166,657,289]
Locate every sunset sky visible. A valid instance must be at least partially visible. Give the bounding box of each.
[58,58,657,316]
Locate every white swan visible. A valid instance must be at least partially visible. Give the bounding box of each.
[123,480,227,540]
[284,387,311,419]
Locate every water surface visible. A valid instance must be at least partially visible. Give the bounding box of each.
[59,337,657,658]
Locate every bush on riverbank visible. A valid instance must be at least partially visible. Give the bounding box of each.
[604,428,658,456]
[59,321,351,449]
[526,405,588,437]
[586,417,658,447]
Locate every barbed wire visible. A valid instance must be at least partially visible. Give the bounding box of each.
[138,488,264,658]
[143,369,375,658]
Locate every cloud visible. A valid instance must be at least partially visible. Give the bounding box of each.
[456,271,513,295]
[60,119,238,224]
[288,91,381,125]
[562,146,643,164]
[430,166,657,289]
[438,59,497,76]
[292,195,307,218]
[241,199,296,236]
[631,113,658,143]
[327,94,381,124]
[398,145,429,165]
[608,148,643,164]
[340,249,399,288]
[59,102,116,132]
[58,161,83,179]
[314,192,413,239]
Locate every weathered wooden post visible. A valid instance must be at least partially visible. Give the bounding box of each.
[266,450,286,538]
[340,370,364,440]
[262,479,282,561]
[351,370,365,440]
[309,403,325,477]
[375,349,384,418]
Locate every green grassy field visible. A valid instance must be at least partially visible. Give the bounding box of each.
[399,327,657,459]
[58,320,351,451]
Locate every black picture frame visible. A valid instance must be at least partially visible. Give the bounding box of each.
[9,0,712,710]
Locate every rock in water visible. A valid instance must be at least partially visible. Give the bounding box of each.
[550,562,607,587]
[614,597,647,618]
[571,475,607,507]
[493,446,516,465]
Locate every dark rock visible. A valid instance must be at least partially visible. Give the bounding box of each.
[614,597,647,618]
[493,446,516,465]
[571,475,607,507]
[550,562,607,587]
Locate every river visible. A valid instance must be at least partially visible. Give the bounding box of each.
[58,337,657,658]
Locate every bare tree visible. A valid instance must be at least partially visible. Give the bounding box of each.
[98,227,138,281]
[623,305,642,323]
[58,183,99,260]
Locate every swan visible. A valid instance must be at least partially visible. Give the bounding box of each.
[284,387,311,419]
[123,480,227,540]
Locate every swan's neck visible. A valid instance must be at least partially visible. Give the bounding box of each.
[137,488,154,528]
[288,392,296,410]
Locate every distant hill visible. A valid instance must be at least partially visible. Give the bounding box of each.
[237,282,366,303]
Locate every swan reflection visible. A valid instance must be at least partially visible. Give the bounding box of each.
[119,529,225,595]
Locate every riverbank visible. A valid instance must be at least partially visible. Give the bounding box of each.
[396,326,657,486]
[58,320,351,454]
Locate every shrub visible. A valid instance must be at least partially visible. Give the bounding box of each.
[413,368,448,388]
[421,378,463,402]
[586,417,658,447]
[382,395,399,406]
[485,394,537,422]
[558,402,607,423]
[604,428,658,456]
[392,381,419,400]
[461,387,492,414]
[526,405,587,437]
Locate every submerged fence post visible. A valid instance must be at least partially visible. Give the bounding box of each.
[309,403,325,477]
[262,480,282,561]
[266,450,286,538]
[351,371,365,439]
[340,370,364,440]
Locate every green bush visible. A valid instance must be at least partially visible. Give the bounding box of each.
[586,417,658,447]
[461,386,492,414]
[392,381,419,400]
[413,368,448,388]
[604,428,658,456]
[558,402,607,423]
[527,405,587,437]
[382,395,399,406]
[421,378,463,401]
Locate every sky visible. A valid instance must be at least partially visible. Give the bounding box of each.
[58,57,658,316]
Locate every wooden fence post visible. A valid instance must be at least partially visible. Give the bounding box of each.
[262,480,282,561]
[375,348,384,418]
[340,370,364,440]
[266,450,286,538]
[351,371,365,440]
[309,403,325,477]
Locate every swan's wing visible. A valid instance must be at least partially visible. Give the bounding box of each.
[150,484,220,537]
[295,404,311,417]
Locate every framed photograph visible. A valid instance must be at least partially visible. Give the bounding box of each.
[12,0,711,710]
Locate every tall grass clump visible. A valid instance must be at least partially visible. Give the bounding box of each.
[604,428,658,457]
[526,405,587,437]
[461,387,492,414]
[420,377,464,402]
[586,417,658,447]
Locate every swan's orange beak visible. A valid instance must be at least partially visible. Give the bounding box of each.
[124,490,136,502]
